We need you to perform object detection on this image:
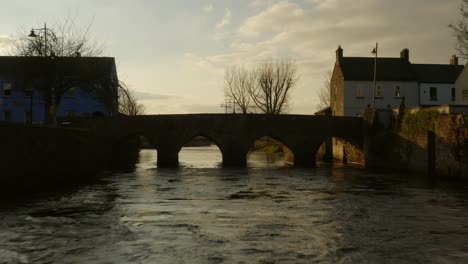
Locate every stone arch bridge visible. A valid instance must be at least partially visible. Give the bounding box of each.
[81,114,365,167]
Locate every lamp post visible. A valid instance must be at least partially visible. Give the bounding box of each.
[371,42,378,109]
[28,23,56,57]
[28,23,57,125]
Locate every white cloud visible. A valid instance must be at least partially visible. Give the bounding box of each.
[0,34,16,55]
[183,0,460,113]
[216,8,232,29]
[239,1,304,37]
[203,4,214,13]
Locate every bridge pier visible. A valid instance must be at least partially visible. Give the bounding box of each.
[293,147,317,168]
[222,147,247,167]
[157,147,179,168]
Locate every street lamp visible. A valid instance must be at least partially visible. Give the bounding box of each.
[28,23,55,57]
[371,42,378,109]
[28,23,58,125]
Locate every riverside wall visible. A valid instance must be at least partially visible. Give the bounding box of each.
[364,110,468,178]
[0,123,108,194]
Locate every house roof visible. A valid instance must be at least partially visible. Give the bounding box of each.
[339,57,416,81]
[411,64,464,83]
[338,57,464,83]
[0,56,117,82]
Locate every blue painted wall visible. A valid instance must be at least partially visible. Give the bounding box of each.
[0,79,109,124]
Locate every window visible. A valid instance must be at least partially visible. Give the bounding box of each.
[356,87,364,98]
[65,87,76,98]
[3,82,12,97]
[394,86,401,97]
[66,110,75,117]
[452,88,456,102]
[25,111,32,124]
[3,111,11,122]
[463,90,468,101]
[24,84,33,97]
[430,87,438,101]
[375,86,383,97]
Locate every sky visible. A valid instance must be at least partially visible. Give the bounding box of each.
[0,0,463,114]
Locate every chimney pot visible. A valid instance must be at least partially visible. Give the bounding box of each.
[400,48,409,61]
[450,55,459,65]
[336,45,343,61]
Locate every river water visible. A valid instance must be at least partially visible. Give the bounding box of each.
[1,147,468,264]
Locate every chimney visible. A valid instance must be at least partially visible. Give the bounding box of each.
[336,45,343,61]
[400,48,409,61]
[450,55,459,65]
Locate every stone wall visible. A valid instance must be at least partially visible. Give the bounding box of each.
[365,109,468,178]
[433,115,468,177]
[0,124,106,194]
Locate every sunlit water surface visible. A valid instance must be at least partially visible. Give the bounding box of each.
[1,147,468,264]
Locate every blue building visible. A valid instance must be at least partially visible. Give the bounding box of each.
[0,56,119,124]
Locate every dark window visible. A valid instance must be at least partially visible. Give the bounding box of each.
[3,82,12,97]
[394,86,401,97]
[66,110,75,117]
[356,87,364,98]
[463,90,468,101]
[24,84,33,97]
[3,111,12,122]
[25,111,32,124]
[375,86,383,97]
[65,87,76,98]
[430,87,438,101]
[452,88,456,102]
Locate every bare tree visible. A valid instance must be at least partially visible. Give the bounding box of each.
[317,70,332,110]
[224,66,255,114]
[118,81,146,116]
[11,18,104,57]
[450,0,468,59]
[249,60,298,114]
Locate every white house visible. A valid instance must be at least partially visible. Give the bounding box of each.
[455,63,468,105]
[330,46,465,117]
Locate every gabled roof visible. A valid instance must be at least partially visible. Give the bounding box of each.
[339,57,416,82]
[338,56,465,84]
[412,64,464,84]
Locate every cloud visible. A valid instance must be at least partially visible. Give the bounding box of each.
[216,8,232,29]
[0,34,16,55]
[239,1,304,37]
[203,4,214,13]
[184,0,460,113]
[250,0,282,7]
[132,91,177,101]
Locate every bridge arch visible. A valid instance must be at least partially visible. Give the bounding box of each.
[315,135,364,165]
[246,135,294,168]
[178,135,223,168]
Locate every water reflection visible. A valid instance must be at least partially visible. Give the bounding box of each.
[0,149,467,263]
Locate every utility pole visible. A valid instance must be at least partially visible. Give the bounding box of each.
[371,42,378,109]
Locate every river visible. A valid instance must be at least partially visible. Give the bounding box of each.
[1,147,468,264]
